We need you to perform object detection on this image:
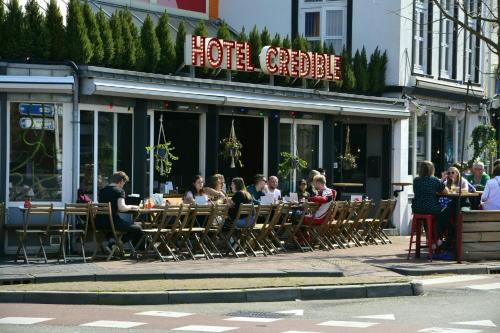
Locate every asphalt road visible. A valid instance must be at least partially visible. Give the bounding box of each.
[1,274,499,333]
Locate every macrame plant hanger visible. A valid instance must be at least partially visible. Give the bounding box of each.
[229,117,237,168]
[156,114,168,175]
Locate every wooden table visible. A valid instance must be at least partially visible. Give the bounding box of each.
[332,183,364,187]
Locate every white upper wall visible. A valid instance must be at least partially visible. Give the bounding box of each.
[219,0,292,37]
[352,0,410,87]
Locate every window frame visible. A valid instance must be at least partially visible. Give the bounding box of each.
[299,1,347,53]
[464,0,479,83]
[413,0,428,74]
[439,0,454,78]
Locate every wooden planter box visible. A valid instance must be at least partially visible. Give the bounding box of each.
[458,210,500,262]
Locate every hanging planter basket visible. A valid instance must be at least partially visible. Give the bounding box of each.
[468,124,498,165]
[221,119,244,168]
[278,152,308,178]
[339,125,358,171]
[145,115,179,177]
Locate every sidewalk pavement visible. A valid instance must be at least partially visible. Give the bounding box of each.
[0,236,498,304]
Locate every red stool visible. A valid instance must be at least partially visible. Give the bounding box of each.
[407,214,438,261]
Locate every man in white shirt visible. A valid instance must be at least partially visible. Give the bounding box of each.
[266,176,282,201]
[481,165,500,210]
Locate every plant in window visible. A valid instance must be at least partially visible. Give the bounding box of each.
[278,152,308,178]
[221,119,243,168]
[339,125,358,170]
[145,114,178,176]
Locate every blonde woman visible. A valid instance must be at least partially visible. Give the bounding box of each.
[443,166,468,193]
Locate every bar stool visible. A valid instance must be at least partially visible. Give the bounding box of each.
[407,214,438,261]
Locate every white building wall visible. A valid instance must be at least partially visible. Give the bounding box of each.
[352,0,408,87]
[219,0,292,37]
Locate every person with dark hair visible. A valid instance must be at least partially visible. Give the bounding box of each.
[227,177,253,228]
[412,161,451,249]
[183,175,208,204]
[247,174,266,203]
[297,179,310,201]
[481,164,500,210]
[96,171,143,252]
[493,159,500,168]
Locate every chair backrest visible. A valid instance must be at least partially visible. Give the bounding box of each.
[63,203,91,232]
[356,200,373,222]
[158,205,183,229]
[332,201,350,226]
[25,204,53,232]
[177,204,194,230]
[381,199,397,226]
[254,204,273,227]
[189,205,214,230]
[90,202,117,236]
[211,204,229,233]
[372,200,390,223]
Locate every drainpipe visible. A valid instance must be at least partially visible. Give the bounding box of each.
[65,61,80,202]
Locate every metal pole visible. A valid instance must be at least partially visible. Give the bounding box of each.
[456,80,471,264]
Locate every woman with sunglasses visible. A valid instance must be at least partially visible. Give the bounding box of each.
[443,167,469,193]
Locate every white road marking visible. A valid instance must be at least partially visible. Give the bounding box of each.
[466,282,500,290]
[281,331,323,333]
[450,320,496,327]
[354,314,395,320]
[418,328,482,333]
[224,316,282,323]
[80,320,146,328]
[172,325,238,332]
[317,320,379,328]
[0,317,54,325]
[416,275,492,286]
[135,310,193,318]
[276,309,304,316]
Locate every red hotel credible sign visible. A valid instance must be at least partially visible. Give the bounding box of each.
[185,35,342,81]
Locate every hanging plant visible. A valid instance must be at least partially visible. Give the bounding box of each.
[339,125,358,170]
[278,152,308,178]
[468,124,498,164]
[145,142,178,176]
[146,114,178,176]
[221,119,243,168]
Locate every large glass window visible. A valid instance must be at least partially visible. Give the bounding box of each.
[79,109,133,200]
[416,114,427,171]
[9,102,63,201]
[465,0,478,82]
[280,121,320,193]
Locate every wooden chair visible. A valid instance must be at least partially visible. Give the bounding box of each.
[363,200,391,245]
[269,203,293,253]
[57,203,90,263]
[185,205,215,260]
[169,204,196,260]
[15,204,53,264]
[141,205,182,261]
[309,202,339,251]
[288,202,319,252]
[345,200,373,247]
[199,204,229,259]
[222,203,255,258]
[325,201,351,249]
[89,203,136,261]
[249,204,274,256]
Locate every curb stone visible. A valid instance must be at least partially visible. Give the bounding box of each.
[0,282,421,305]
[0,270,344,285]
[387,266,492,276]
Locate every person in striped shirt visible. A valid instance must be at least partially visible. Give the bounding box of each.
[303,174,336,225]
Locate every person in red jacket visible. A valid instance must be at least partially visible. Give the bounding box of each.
[303,175,336,225]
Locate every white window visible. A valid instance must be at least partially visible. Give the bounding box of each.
[440,0,454,78]
[300,1,347,54]
[414,0,428,73]
[465,0,478,82]
[324,9,345,53]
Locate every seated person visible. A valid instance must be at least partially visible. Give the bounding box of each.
[297,179,310,201]
[306,169,320,196]
[265,176,282,202]
[493,159,500,169]
[96,171,143,250]
[481,164,500,210]
[412,161,451,247]
[247,174,267,203]
[183,175,209,204]
[203,174,226,202]
[466,161,490,191]
[227,177,253,228]
[303,175,336,225]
